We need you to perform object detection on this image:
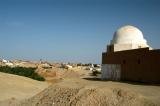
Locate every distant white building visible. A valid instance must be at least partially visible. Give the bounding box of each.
[2,59,13,66]
[2,59,8,63]
[66,65,73,69]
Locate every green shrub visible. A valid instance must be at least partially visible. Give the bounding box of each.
[0,66,45,81]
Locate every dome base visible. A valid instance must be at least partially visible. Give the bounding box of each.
[107,44,151,52]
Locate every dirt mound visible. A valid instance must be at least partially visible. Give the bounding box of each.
[36,67,84,83]
[19,79,156,106]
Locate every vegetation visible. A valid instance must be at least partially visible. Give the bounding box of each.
[0,66,45,81]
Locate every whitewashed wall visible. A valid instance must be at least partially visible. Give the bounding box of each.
[101,64,121,81]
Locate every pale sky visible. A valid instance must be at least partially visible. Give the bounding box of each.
[0,0,160,63]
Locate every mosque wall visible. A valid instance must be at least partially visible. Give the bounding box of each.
[102,47,160,83]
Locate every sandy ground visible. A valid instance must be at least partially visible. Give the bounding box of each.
[18,78,160,106]
[0,72,48,105]
[0,67,160,106]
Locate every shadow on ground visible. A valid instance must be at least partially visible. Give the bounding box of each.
[83,77,160,86]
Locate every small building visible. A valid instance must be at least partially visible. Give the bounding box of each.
[102,25,160,83]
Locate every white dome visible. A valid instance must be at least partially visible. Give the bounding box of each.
[111,25,147,45]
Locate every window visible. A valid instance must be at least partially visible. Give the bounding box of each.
[138,59,140,64]
[123,60,126,64]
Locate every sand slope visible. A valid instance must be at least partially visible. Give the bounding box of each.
[0,72,48,102]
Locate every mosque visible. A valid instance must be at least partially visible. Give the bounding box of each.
[102,25,160,83]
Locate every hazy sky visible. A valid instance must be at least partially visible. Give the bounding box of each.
[0,0,160,63]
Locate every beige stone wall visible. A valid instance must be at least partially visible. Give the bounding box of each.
[107,44,150,52]
[113,44,132,52]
